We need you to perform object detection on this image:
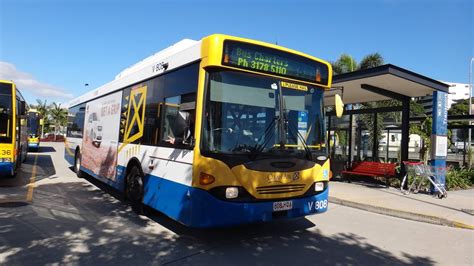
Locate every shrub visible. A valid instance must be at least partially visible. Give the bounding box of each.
[445,167,474,190]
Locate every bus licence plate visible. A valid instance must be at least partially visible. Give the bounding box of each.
[273,200,293,211]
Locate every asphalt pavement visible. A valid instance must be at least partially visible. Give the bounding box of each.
[0,142,473,265]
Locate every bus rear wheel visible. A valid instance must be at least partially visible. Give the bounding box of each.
[125,166,144,215]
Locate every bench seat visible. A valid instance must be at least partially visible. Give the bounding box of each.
[341,161,397,185]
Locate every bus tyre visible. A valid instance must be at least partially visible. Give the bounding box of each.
[22,148,27,163]
[11,163,16,178]
[126,166,145,215]
[74,151,85,178]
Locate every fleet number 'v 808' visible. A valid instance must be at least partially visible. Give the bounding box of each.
[308,200,328,211]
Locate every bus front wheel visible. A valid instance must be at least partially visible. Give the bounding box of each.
[74,151,85,178]
[125,166,144,215]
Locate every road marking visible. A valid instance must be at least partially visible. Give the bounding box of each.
[26,154,39,202]
[64,139,75,156]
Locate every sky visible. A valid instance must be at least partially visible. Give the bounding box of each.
[0,0,473,105]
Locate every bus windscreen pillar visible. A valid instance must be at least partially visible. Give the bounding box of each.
[430,91,448,192]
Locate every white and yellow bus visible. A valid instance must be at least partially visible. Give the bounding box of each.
[0,80,28,177]
[27,109,43,151]
[65,34,342,227]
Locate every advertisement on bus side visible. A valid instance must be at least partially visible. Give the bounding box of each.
[82,91,122,180]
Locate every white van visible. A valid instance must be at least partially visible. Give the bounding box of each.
[87,112,102,147]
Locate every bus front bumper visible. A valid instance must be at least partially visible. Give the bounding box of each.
[28,143,40,149]
[0,161,14,176]
[186,187,329,228]
[142,173,329,228]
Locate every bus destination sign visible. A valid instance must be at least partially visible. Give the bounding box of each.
[222,40,329,86]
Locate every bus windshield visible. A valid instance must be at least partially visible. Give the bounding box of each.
[27,112,41,137]
[0,84,13,143]
[202,70,326,159]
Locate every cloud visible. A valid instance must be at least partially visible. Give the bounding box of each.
[0,61,74,100]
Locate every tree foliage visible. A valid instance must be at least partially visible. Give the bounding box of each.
[359,53,384,70]
[331,52,384,75]
[331,54,358,75]
[448,98,471,116]
[28,99,68,136]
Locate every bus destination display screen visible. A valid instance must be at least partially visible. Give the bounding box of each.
[222,40,329,86]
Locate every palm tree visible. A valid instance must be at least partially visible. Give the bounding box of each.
[31,99,49,138]
[359,53,384,70]
[34,99,48,116]
[331,52,384,75]
[332,53,386,160]
[49,102,68,140]
[331,54,358,75]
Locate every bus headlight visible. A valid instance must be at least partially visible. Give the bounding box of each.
[315,182,325,192]
[225,187,239,199]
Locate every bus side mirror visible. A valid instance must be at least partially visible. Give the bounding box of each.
[335,94,344,118]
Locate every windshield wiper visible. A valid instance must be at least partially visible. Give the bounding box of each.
[277,83,287,150]
[286,121,313,161]
[280,91,313,161]
[250,115,279,160]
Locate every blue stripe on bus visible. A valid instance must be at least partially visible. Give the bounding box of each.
[141,172,329,228]
[0,162,14,176]
[80,166,126,191]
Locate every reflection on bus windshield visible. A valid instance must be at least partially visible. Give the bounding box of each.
[203,70,326,157]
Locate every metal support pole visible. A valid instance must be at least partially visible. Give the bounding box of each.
[348,112,353,168]
[401,98,410,164]
[469,58,473,167]
[386,128,390,162]
[373,112,378,161]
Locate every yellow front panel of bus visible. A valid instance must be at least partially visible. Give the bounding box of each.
[28,137,40,144]
[0,144,14,160]
[193,155,330,199]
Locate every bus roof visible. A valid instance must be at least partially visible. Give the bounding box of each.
[0,80,14,85]
[67,34,332,108]
[115,39,198,80]
[67,38,201,108]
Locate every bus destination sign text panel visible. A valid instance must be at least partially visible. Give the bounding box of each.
[222,40,329,86]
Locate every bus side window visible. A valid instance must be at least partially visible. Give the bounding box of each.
[159,96,181,144]
[158,94,196,147]
[21,101,26,115]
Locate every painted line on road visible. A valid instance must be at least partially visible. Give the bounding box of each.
[64,139,75,156]
[453,221,474,230]
[25,153,39,202]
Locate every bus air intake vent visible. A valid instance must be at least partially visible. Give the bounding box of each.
[256,184,306,194]
[270,161,296,169]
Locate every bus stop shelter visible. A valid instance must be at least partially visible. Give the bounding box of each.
[325,64,450,182]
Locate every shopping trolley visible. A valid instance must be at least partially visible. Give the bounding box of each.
[400,161,448,199]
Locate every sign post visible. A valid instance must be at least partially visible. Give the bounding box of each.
[430,91,448,192]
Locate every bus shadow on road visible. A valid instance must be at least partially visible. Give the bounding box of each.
[30,146,57,153]
[0,178,437,265]
[0,153,56,189]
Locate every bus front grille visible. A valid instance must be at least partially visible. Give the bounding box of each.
[256,184,306,194]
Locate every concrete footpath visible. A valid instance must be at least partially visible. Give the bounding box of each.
[329,181,474,230]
